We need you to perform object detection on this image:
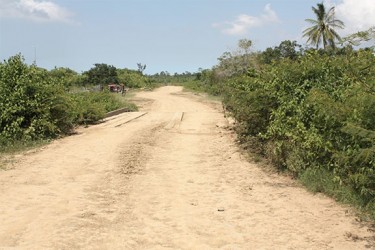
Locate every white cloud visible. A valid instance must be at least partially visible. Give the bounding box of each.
[261,4,279,23]
[325,0,375,34]
[0,0,75,23]
[213,4,280,36]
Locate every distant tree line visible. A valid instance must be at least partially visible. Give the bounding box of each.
[148,71,199,85]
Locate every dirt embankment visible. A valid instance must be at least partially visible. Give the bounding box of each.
[0,86,374,249]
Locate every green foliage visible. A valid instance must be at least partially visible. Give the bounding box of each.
[259,40,302,64]
[148,71,197,85]
[48,67,80,89]
[0,54,136,147]
[213,43,375,214]
[0,54,75,145]
[117,68,150,88]
[300,167,363,205]
[216,40,258,77]
[303,2,345,49]
[70,92,124,124]
[178,69,223,96]
[178,80,206,93]
[84,63,118,86]
[340,26,375,48]
[136,63,147,74]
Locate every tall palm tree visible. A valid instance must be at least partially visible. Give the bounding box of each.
[303,3,345,49]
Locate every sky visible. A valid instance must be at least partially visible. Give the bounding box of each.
[0,0,374,74]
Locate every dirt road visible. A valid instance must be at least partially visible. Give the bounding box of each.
[0,86,374,249]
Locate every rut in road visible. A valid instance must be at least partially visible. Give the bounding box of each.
[0,86,374,249]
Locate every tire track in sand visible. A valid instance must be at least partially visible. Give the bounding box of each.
[0,86,373,249]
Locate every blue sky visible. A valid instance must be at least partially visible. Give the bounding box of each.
[0,0,374,74]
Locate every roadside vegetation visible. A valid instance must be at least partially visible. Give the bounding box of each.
[182,4,375,219]
[1,1,374,220]
[0,55,147,152]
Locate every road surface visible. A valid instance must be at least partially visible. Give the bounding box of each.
[0,86,374,249]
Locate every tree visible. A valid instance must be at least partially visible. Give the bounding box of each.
[260,40,302,64]
[216,39,257,77]
[339,27,375,49]
[117,68,149,88]
[49,67,79,88]
[278,40,302,60]
[238,39,252,55]
[84,63,118,86]
[137,63,146,74]
[0,54,74,143]
[303,2,344,49]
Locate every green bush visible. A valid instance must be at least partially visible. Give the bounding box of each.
[217,48,375,213]
[0,54,74,145]
[117,69,151,88]
[0,54,135,148]
[70,91,124,124]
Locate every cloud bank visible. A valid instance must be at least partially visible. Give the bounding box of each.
[0,0,75,23]
[213,4,279,36]
[326,0,375,34]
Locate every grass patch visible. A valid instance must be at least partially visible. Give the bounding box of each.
[113,91,138,112]
[179,80,207,93]
[0,139,51,170]
[0,139,50,154]
[299,167,375,220]
[112,91,139,112]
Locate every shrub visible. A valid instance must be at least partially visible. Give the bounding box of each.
[0,54,135,147]
[0,54,74,145]
[217,48,375,212]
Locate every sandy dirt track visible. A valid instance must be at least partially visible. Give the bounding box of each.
[0,86,374,249]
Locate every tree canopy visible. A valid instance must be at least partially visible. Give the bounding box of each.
[303,2,344,49]
[84,63,118,86]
